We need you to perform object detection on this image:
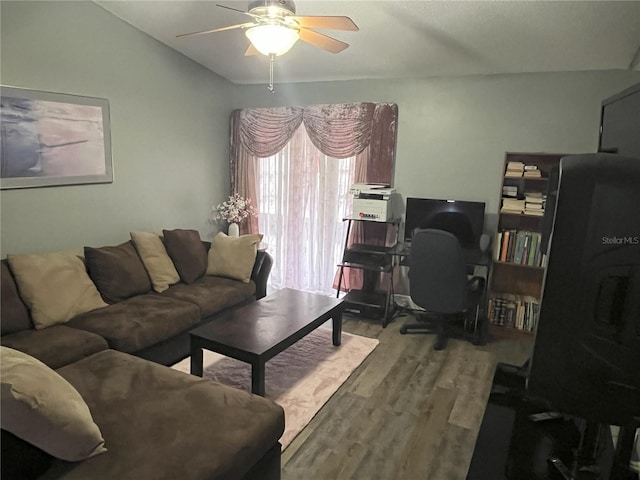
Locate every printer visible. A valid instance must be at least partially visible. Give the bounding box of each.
[350,183,398,222]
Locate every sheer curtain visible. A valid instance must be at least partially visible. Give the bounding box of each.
[258,125,355,295]
[229,103,398,295]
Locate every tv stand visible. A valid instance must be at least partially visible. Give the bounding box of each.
[547,422,638,480]
[493,360,639,479]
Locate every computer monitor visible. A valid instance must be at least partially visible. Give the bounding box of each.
[404,197,485,249]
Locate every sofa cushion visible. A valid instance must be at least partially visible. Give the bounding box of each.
[84,241,152,303]
[162,229,208,284]
[0,325,109,369]
[51,350,284,480]
[206,232,263,283]
[67,295,200,353]
[130,231,180,293]
[161,275,256,317]
[0,347,106,462]
[6,252,108,330]
[1,260,33,335]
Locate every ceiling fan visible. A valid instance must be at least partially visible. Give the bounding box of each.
[177,0,358,55]
[176,1,358,92]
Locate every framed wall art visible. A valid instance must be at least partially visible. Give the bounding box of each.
[1,86,112,189]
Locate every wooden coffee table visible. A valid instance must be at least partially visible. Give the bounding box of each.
[189,288,344,396]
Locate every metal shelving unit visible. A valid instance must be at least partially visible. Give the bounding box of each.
[336,217,400,327]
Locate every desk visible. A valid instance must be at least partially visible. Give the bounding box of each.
[389,242,492,344]
[389,242,490,268]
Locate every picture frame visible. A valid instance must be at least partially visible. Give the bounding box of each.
[1,86,112,189]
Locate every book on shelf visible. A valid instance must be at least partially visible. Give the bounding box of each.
[527,233,540,266]
[489,293,540,332]
[497,230,515,262]
[523,170,542,178]
[501,208,524,214]
[506,161,525,169]
[524,191,544,203]
[523,191,545,215]
[524,209,545,216]
[523,165,538,171]
[501,198,525,213]
[502,185,519,197]
[513,231,527,264]
[504,296,518,328]
[505,161,524,177]
[505,230,517,262]
[493,231,503,261]
[524,202,543,210]
[495,230,543,266]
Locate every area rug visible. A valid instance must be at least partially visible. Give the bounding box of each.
[172,327,379,448]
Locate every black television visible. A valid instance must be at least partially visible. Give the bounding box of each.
[527,153,640,429]
[598,82,640,158]
[404,197,485,250]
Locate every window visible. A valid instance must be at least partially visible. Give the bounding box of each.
[257,126,355,295]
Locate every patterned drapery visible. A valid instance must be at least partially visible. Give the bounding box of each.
[231,102,397,188]
[229,102,398,292]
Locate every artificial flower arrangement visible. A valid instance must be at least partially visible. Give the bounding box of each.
[209,193,258,225]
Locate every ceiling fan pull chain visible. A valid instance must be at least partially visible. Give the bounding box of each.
[268,53,275,93]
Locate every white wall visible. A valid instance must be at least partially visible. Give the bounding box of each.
[2,1,638,256]
[231,71,640,235]
[0,1,235,256]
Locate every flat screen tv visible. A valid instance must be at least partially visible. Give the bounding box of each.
[526,153,640,428]
[404,197,485,249]
[599,82,640,158]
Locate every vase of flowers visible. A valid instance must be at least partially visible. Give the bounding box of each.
[209,193,258,236]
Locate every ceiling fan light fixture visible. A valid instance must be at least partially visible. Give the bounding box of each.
[245,24,299,56]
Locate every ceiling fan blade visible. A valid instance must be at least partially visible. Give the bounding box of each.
[244,43,259,56]
[216,4,261,20]
[176,22,255,38]
[298,28,349,54]
[290,15,358,31]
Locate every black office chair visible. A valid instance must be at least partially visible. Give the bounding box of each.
[399,229,486,350]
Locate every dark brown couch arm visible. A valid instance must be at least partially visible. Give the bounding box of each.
[251,251,273,300]
[201,241,273,299]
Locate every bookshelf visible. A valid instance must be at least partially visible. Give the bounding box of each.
[488,152,564,333]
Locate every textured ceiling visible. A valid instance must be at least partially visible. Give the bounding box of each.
[96,1,640,85]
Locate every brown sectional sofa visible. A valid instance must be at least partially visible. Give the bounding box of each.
[0,230,285,480]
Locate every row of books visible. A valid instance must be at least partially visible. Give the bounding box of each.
[504,161,543,178]
[494,229,546,267]
[524,191,544,216]
[489,294,540,332]
[500,197,525,214]
[500,191,546,215]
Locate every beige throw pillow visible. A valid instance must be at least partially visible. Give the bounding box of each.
[206,232,263,283]
[130,231,180,293]
[0,347,107,462]
[7,252,108,330]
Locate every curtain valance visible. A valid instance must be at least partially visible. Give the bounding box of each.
[232,102,397,161]
[236,107,304,158]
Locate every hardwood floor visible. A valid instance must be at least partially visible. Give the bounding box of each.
[281,314,533,480]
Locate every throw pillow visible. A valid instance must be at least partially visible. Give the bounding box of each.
[206,232,263,283]
[1,260,33,335]
[162,229,208,284]
[130,231,180,293]
[85,241,152,303]
[7,252,108,330]
[0,346,107,462]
